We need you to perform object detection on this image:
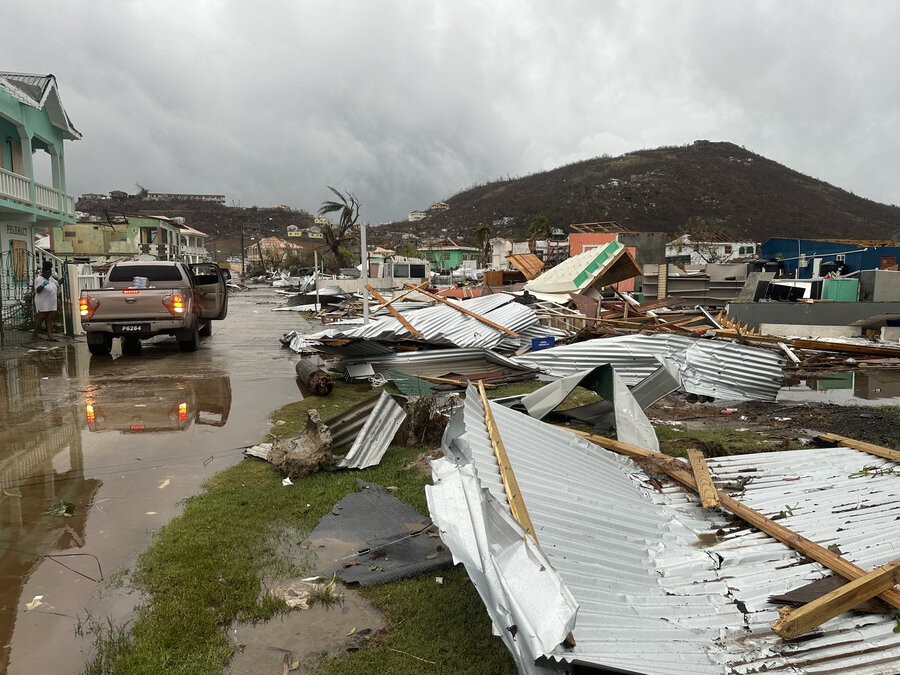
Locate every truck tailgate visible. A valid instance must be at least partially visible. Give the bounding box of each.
[86,289,185,321]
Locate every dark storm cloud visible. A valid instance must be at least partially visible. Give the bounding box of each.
[6,1,900,225]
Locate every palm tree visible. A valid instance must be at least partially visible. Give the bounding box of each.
[318,187,360,270]
[473,222,492,265]
[527,214,553,241]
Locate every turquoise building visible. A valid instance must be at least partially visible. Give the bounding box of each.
[0,73,80,335]
[418,239,481,272]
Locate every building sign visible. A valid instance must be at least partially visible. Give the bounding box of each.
[7,225,29,237]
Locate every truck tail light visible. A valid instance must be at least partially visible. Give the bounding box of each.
[178,403,187,421]
[80,296,100,318]
[162,294,185,315]
[86,404,95,423]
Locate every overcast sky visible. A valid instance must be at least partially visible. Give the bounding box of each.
[7,1,900,225]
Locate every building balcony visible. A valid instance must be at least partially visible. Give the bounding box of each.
[0,166,75,221]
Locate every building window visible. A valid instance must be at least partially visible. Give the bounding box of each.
[724,245,733,254]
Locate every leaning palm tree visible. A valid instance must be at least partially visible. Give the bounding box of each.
[318,187,360,270]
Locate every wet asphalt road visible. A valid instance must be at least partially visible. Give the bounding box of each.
[0,288,312,674]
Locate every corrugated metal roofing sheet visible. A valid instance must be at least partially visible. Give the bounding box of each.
[305,294,540,349]
[513,333,785,401]
[327,391,407,468]
[429,390,900,674]
[340,348,542,378]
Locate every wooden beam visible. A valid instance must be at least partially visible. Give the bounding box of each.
[479,381,536,537]
[687,449,720,508]
[365,285,424,337]
[480,382,576,648]
[792,339,900,358]
[816,433,900,463]
[404,283,519,336]
[370,281,429,314]
[563,428,900,611]
[774,557,900,639]
[418,375,496,389]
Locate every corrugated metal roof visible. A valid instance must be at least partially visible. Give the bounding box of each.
[334,391,406,469]
[304,294,540,349]
[340,347,541,378]
[429,390,900,674]
[513,333,785,401]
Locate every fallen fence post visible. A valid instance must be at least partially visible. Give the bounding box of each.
[774,556,900,639]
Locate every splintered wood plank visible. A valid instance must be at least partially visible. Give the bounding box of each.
[366,285,424,337]
[774,557,900,639]
[404,284,519,336]
[478,381,535,538]
[369,281,429,314]
[563,428,900,612]
[816,433,900,463]
[687,449,720,507]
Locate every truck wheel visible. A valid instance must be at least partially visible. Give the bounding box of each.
[178,323,200,352]
[87,332,113,356]
[199,321,212,337]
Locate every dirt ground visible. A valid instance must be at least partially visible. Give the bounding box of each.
[646,394,900,454]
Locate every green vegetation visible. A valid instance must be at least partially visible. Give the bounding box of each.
[82,384,515,674]
[653,424,800,457]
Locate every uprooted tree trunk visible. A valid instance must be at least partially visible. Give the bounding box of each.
[295,359,334,396]
[268,409,334,478]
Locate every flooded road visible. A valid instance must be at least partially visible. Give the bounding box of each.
[0,288,313,674]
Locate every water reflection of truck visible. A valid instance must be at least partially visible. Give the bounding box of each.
[85,376,232,433]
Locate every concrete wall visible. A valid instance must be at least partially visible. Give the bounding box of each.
[859,270,900,302]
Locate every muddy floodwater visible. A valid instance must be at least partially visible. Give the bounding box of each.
[0,288,313,674]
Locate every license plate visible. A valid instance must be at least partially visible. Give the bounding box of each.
[115,324,148,334]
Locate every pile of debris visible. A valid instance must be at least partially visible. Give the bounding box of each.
[428,382,900,674]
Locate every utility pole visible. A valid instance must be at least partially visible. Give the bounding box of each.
[361,220,369,324]
[240,221,246,276]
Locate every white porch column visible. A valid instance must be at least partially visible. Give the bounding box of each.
[16,124,35,205]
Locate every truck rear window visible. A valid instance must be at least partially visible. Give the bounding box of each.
[108,265,183,282]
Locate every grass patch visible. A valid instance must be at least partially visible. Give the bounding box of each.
[82,385,514,674]
[653,424,801,457]
[310,565,517,675]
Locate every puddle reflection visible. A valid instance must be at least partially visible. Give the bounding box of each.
[0,347,97,672]
[778,370,900,406]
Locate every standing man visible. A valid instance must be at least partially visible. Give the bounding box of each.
[34,260,60,341]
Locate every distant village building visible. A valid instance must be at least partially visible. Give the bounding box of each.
[49,214,205,263]
[666,233,758,265]
[109,190,128,200]
[80,193,108,201]
[408,210,427,222]
[429,201,450,211]
[418,238,480,272]
[314,216,331,225]
[146,192,226,205]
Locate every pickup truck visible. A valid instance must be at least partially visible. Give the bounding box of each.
[80,261,228,355]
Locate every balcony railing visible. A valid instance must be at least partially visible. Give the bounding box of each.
[0,166,75,218]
